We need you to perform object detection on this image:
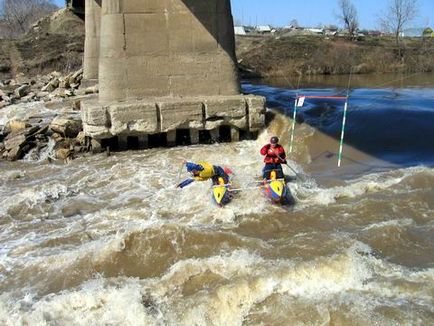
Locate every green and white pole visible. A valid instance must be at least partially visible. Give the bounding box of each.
[337,99,348,167]
[289,97,298,153]
[289,75,302,153]
[338,71,352,167]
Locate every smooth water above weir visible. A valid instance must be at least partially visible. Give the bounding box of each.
[244,73,434,179]
[0,76,433,324]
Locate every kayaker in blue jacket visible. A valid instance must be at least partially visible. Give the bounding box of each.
[177,161,231,188]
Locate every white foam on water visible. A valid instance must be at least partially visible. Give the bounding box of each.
[361,218,414,231]
[0,182,72,217]
[0,101,54,128]
[0,278,157,325]
[1,123,434,324]
[1,241,432,325]
[293,165,434,208]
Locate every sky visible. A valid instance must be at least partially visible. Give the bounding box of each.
[231,0,434,29]
[53,0,434,30]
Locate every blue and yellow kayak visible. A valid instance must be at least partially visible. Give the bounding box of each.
[263,170,290,204]
[212,177,232,207]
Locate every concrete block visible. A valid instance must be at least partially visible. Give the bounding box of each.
[81,101,108,126]
[158,99,204,131]
[204,119,224,131]
[246,95,266,130]
[109,101,159,135]
[204,96,246,119]
[84,124,111,139]
[228,117,247,129]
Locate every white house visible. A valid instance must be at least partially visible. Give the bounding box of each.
[256,25,272,34]
[234,26,247,35]
[306,28,323,35]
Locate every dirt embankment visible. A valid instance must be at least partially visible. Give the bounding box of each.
[0,8,84,80]
[236,35,434,78]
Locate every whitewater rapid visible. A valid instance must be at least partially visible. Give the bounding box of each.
[1,90,434,324]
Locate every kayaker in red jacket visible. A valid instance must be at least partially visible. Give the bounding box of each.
[260,136,286,179]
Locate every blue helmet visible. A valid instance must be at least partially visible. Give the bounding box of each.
[186,162,204,172]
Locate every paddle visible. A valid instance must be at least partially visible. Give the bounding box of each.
[270,148,307,182]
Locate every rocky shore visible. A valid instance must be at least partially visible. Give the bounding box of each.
[0,68,99,162]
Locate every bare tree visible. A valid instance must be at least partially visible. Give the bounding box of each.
[379,0,419,46]
[1,0,58,38]
[337,0,359,39]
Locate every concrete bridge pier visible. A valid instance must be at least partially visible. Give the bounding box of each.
[81,0,266,150]
[83,0,101,81]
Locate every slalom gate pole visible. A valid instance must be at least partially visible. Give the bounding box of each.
[337,72,353,167]
[289,75,302,153]
[337,101,348,167]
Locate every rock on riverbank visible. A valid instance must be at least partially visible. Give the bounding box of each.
[0,68,99,162]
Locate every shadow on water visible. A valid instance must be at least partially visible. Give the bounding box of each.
[242,74,434,174]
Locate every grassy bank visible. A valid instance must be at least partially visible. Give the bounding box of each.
[236,35,434,78]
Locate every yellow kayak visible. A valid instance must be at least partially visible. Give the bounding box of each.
[212,177,232,207]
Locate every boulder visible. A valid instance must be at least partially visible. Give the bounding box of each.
[41,78,60,92]
[14,84,30,98]
[75,131,86,146]
[21,92,36,102]
[4,146,23,161]
[36,91,50,99]
[72,99,81,111]
[55,148,73,160]
[71,68,83,84]
[50,116,82,138]
[5,120,30,134]
[91,139,102,153]
[84,85,98,94]
[51,132,64,143]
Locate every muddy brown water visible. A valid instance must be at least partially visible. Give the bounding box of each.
[0,75,433,324]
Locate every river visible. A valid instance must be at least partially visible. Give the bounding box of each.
[1,74,433,325]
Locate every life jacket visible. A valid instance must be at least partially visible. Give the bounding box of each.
[193,161,215,181]
[260,144,286,164]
